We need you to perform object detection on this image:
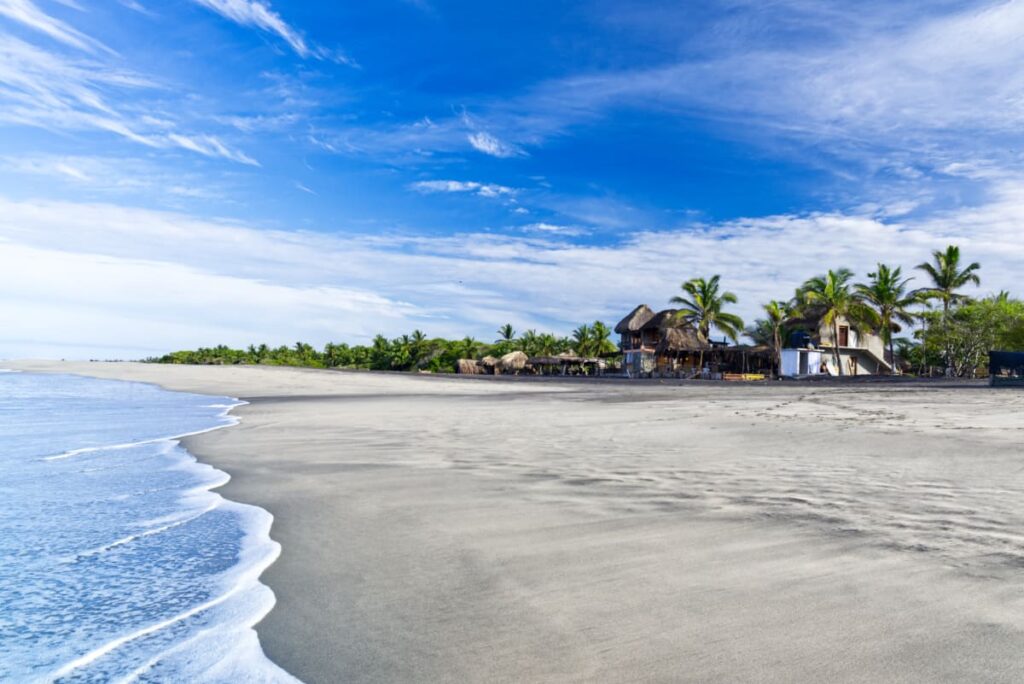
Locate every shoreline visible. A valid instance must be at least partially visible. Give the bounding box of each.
[9,361,1024,682]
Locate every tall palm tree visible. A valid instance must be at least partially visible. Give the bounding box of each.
[798,268,877,376]
[671,275,744,371]
[496,323,516,343]
[915,245,981,315]
[754,300,791,376]
[855,264,918,375]
[915,245,980,374]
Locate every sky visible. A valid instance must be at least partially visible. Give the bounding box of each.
[1,0,1023,358]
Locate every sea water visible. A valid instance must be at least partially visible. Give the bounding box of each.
[0,371,297,683]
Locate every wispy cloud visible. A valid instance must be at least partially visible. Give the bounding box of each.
[0,0,110,53]
[167,133,259,166]
[521,222,588,237]
[1,154,229,201]
[0,34,257,165]
[467,131,525,158]
[190,0,356,65]
[410,179,516,198]
[191,0,307,55]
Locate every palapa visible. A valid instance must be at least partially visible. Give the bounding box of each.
[456,359,483,374]
[614,304,655,334]
[498,350,530,373]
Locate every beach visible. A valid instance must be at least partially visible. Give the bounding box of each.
[11,361,1024,682]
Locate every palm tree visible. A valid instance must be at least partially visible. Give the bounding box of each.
[798,268,878,376]
[915,245,980,374]
[496,323,516,343]
[457,336,480,359]
[537,333,559,356]
[856,264,918,375]
[409,329,428,365]
[590,321,618,355]
[519,329,540,357]
[572,323,592,356]
[751,300,791,376]
[671,275,744,371]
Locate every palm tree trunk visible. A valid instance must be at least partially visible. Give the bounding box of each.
[884,313,895,376]
[774,328,781,378]
[833,319,844,376]
[889,334,896,376]
[942,297,952,377]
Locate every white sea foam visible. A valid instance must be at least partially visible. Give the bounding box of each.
[42,400,245,461]
[0,373,293,682]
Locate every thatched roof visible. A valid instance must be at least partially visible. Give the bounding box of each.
[498,350,529,371]
[479,355,498,367]
[656,326,709,353]
[456,359,483,374]
[614,304,655,334]
[642,309,682,331]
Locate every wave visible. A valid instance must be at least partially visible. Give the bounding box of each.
[42,400,246,461]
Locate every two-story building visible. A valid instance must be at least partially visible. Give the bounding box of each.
[781,316,891,376]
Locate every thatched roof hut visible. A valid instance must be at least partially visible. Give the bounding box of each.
[498,350,529,373]
[641,309,682,332]
[456,358,483,374]
[655,326,709,353]
[480,355,498,367]
[615,304,655,334]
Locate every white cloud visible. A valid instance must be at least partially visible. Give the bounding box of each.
[467,131,524,158]
[410,180,516,198]
[2,193,1021,359]
[1,154,228,201]
[167,133,259,166]
[0,34,257,165]
[191,0,308,55]
[190,0,355,64]
[521,222,588,237]
[0,0,109,53]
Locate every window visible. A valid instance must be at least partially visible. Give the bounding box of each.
[838,325,849,347]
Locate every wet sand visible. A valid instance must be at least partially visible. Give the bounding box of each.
[10,361,1024,682]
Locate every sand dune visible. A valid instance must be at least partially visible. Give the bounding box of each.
[11,361,1024,682]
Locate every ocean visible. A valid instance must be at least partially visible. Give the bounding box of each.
[0,370,297,683]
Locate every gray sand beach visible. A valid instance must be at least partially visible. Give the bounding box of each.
[11,361,1024,682]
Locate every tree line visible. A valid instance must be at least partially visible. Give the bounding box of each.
[153,320,619,373]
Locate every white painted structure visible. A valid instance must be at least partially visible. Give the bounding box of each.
[780,348,823,377]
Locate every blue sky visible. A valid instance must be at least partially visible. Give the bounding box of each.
[1,0,1022,358]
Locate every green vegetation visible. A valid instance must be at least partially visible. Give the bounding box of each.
[153,321,616,373]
